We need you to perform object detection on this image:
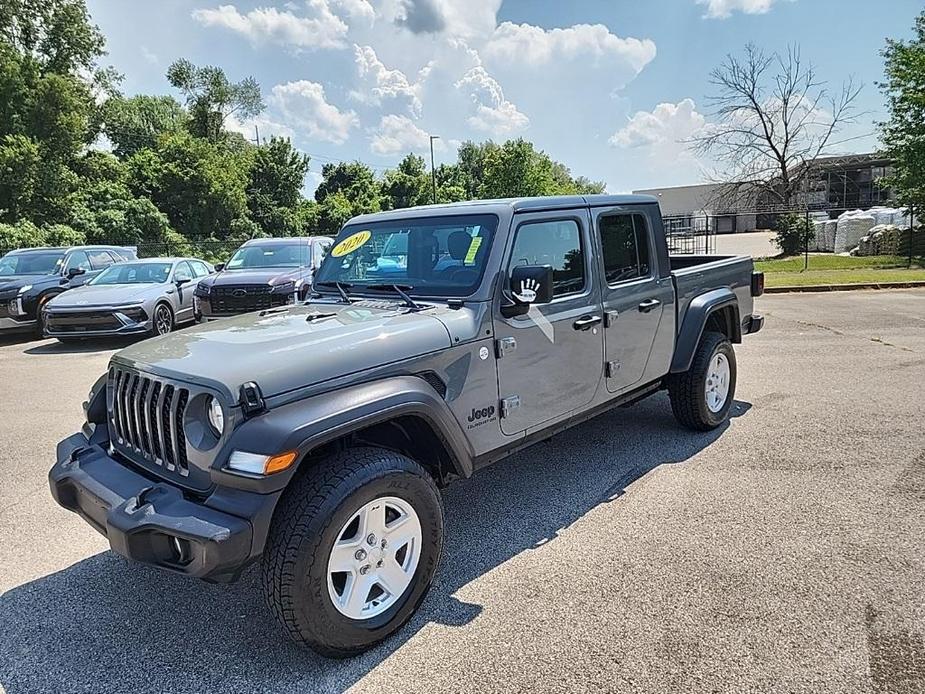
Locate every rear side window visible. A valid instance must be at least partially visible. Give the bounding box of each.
[598,214,652,284]
[509,219,585,297]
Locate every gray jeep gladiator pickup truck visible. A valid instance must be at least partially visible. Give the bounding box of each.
[49,194,764,657]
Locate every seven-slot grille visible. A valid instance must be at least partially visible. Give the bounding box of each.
[109,366,190,476]
[209,285,288,314]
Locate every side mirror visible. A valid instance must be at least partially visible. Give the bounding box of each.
[66,267,86,279]
[214,263,226,272]
[502,265,553,317]
[175,277,190,286]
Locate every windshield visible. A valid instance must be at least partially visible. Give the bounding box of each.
[225,243,311,270]
[0,251,64,276]
[91,262,172,285]
[314,214,498,297]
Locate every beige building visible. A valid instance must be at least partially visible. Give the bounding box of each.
[633,183,759,234]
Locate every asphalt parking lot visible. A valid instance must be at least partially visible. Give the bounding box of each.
[1,289,923,694]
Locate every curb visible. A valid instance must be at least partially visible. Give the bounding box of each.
[765,280,925,294]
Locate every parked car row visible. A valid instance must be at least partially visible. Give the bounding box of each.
[0,236,333,342]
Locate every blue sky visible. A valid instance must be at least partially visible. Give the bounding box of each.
[87,0,922,194]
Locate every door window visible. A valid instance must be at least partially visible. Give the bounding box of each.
[65,251,91,272]
[88,250,115,270]
[598,214,652,285]
[174,261,193,282]
[509,219,585,297]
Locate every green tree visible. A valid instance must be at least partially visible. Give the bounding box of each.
[102,94,187,158]
[166,59,263,142]
[380,154,431,210]
[246,137,310,235]
[0,0,105,76]
[479,139,558,199]
[880,11,925,209]
[127,130,250,240]
[314,161,381,232]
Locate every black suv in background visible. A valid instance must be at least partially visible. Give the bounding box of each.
[194,236,332,319]
[0,245,137,335]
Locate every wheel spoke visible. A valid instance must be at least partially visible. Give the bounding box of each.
[376,556,412,597]
[329,541,359,573]
[342,573,374,616]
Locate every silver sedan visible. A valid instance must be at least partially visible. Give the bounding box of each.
[43,258,214,341]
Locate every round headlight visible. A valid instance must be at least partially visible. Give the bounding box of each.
[207,397,224,435]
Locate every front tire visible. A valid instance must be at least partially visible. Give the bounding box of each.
[262,447,443,658]
[668,331,737,431]
[151,303,174,336]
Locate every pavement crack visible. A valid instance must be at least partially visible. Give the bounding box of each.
[782,316,917,353]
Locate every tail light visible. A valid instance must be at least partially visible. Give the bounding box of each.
[751,271,765,297]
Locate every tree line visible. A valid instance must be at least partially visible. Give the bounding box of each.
[0,0,603,261]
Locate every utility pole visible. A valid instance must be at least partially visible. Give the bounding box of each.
[429,135,439,204]
[254,125,261,146]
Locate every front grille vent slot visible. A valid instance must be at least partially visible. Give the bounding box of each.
[109,367,190,476]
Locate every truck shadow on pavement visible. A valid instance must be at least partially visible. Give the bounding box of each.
[0,394,750,694]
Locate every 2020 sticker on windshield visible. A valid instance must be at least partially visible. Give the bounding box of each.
[331,230,372,258]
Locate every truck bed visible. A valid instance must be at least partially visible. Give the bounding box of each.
[669,254,756,337]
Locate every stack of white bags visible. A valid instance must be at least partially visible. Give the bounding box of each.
[809,207,914,254]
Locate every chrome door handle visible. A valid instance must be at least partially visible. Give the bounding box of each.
[638,298,661,313]
[573,315,602,331]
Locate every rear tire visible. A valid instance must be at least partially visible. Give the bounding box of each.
[262,447,443,658]
[668,331,737,431]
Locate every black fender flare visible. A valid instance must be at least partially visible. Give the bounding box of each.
[670,288,740,374]
[215,376,475,493]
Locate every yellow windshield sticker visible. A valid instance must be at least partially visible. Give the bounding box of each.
[331,230,372,258]
[463,236,482,265]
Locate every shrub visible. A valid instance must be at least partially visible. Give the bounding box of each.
[774,213,814,256]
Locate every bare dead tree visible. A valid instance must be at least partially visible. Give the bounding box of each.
[690,44,863,211]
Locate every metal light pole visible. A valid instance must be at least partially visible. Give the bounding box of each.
[429,135,439,204]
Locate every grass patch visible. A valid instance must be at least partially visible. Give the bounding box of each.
[765,267,925,288]
[756,254,924,273]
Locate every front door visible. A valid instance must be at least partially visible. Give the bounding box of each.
[494,211,604,435]
[172,261,195,321]
[593,210,671,393]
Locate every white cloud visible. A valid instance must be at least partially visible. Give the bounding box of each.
[369,114,440,155]
[351,45,424,116]
[610,98,706,149]
[140,46,158,65]
[191,2,349,50]
[697,0,792,19]
[484,22,656,72]
[455,67,529,135]
[331,0,375,23]
[270,80,359,144]
[381,0,501,38]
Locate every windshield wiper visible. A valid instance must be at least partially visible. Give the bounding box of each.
[366,283,422,310]
[313,281,353,303]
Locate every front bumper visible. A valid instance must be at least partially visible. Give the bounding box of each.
[0,315,37,332]
[49,432,259,582]
[43,308,152,338]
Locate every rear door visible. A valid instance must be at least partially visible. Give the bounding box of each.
[494,210,604,435]
[592,209,672,393]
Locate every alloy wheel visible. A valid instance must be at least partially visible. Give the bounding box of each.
[326,496,422,620]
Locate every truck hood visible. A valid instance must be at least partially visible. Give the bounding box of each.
[113,301,452,398]
[47,283,163,307]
